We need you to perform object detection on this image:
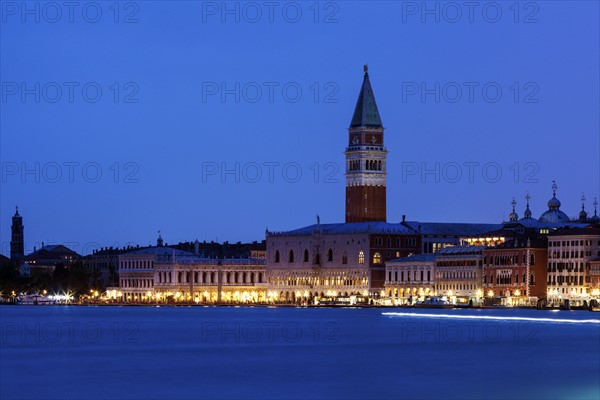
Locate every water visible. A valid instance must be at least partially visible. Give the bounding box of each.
[1,306,599,400]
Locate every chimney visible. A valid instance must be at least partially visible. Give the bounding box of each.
[402,215,406,223]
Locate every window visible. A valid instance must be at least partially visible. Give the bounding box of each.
[373,252,382,264]
[342,251,348,264]
[303,249,309,262]
[275,250,280,263]
[358,251,365,264]
[327,249,333,262]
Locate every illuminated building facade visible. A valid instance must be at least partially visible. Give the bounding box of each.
[546,227,600,302]
[384,254,436,302]
[482,237,548,304]
[153,258,266,303]
[434,246,484,302]
[113,235,266,303]
[266,222,420,303]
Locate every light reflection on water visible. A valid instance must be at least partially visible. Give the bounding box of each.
[1,306,599,400]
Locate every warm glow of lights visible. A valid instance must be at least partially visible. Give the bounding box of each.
[487,290,494,298]
[515,289,521,297]
[476,289,483,298]
[382,312,600,324]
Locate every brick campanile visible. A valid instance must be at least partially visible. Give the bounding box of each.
[10,206,25,261]
[345,66,387,223]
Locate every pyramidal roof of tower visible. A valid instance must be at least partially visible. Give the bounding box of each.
[350,66,383,128]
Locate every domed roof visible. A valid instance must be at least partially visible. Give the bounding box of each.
[539,181,569,223]
[508,198,518,222]
[547,196,561,210]
[579,209,588,220]
[592,197,599,223]
[522,193,533,220]
[539,209,570,223]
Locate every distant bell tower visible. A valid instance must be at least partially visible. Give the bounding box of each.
[10,206,25,261]
[345,65,387,223]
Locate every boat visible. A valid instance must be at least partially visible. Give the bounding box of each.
[413,296,453,309]
[16,294,56,305]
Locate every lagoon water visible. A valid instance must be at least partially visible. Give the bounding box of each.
[1,306,599,400]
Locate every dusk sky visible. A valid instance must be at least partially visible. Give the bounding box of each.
[1,1,599,256]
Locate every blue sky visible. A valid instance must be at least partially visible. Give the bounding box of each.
[1,1,599,255]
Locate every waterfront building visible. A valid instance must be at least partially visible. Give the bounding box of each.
[110,234,266,303]
[153,257,266,303]
[384,253,436,303]
[434,246,484,303]
[482,237,548,305]
[84,247,131,288]
[22,244,81,277]
[116,245,194,302]
[267,221,421,303]
[546,226,600,304]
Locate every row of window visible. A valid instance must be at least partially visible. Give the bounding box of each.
[347,159,383,171]
[549,240,600,247]
[156,271,264,285]
[549,251,597,259]
[548,275,586,285]
[374,237,417,247]
[120,278,153,288]
[387,270,432,283]
[120,260,154,270]
[436,284,478,292]
[483,274,534,285]
[547,262,586,272]
[275,250,367,264]
[485,254,535,266]
[437,271,477,280]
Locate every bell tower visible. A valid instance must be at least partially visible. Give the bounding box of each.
[345,66,387,223]
[10,206,25,261]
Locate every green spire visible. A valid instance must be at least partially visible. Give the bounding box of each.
[350,65,383,128]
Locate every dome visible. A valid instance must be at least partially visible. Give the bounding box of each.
[509,211,518,222]
[579,209,588,221]
[547,196,561,209]
[539,181,569,223]
[518,216,538,227]
[591,214,600,223]
[538,209,570,223]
